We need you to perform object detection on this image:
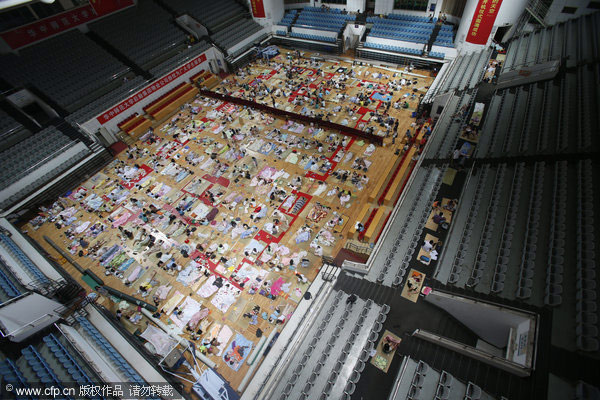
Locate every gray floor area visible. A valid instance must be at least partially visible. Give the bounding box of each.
[546,374,575,400]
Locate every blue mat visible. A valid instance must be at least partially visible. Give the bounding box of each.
[222,333,253,371]
[372,92,392,102]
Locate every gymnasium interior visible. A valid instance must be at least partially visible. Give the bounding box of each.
[0,0,598,399]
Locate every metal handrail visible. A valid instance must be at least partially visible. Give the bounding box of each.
[0,304,67,338]
[505,54,561,72]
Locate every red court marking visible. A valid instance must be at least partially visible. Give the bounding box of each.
[216,102,230,112]
[254,229,285,244]
[120,164,153,189]
[288,85,308,103]
[305,138,354,181]
[202,174,230,188]
[252,189,313,246]
[198,184,217,206]
[256,69,278,80]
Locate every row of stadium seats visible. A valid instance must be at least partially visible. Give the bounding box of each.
[290,32,337,43]
[89,0,186,70]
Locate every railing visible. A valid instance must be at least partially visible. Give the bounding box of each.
[0,296,71,339]
[344,241,373,255]
[525,0,551,25]
[388,356,410,400]
[320,261,339,282]
[504,54,561,72]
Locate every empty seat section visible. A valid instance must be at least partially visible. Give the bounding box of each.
[0,234,48,283]
[0,30,129,112]
[90,1,186,71]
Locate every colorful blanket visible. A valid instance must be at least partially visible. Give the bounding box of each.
[222,333,253,371]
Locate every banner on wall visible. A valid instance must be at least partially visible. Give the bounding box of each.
[250,0,266,18]
[466,0,503,45]
[0,0,134,49]
[96,53,207,124]
[89,0,133,16]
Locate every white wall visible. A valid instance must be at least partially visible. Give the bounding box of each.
[343,23,366,47]
[80,46,223,137]
[0,293,62,342]
[176,14,209,38]
[425,291,534,349]
[285,1,312,10]
[343,23,366,50]
[374,0,442,16]
[431,44,458,58]
[292,26,339,38]
[545,0,600,24]
[495,0,528,26]
[273,24,289,33]
[511,319,531,366]
[314,0,366,12]
[249,0,286,28]
[366,36,424,50]
[7,89,60,126]
[375,0,394,15]
[455,0,527,52]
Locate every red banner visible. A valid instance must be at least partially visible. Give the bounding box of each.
[250,0,266,18]
[90,0,132,16]
[96,53,207,124]
[466,0,503,45]
[0,0,133,49]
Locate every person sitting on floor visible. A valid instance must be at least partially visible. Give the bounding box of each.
[433,212,446,225]
[423,240,434,252]
[382,335,400,354]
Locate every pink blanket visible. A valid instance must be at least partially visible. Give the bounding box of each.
[270,277,285,296]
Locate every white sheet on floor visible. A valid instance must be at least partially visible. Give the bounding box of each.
[140,324,178,356]
[197,275,219,298]
[211,285,239,314]
[170,296,202,328]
